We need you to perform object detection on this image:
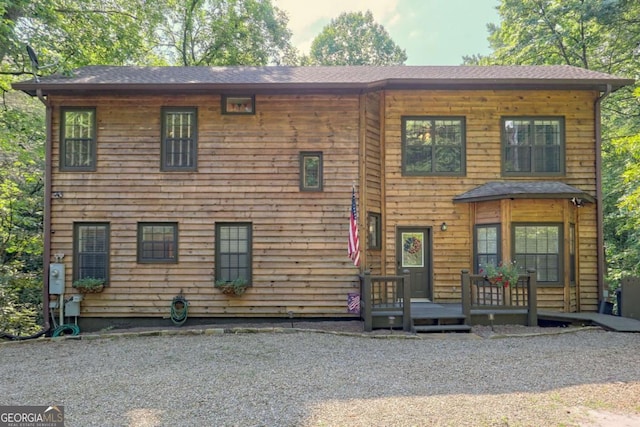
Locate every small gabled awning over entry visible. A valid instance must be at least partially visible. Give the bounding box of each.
[452,181,596,204]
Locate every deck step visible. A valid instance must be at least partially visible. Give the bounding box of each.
[413,324,472,333]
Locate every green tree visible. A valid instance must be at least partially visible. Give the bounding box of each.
[308,10,407,66]
[473,0,640,280]
[156,0,296,66]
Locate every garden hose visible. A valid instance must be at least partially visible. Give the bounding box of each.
[170,295,189,326]
[0,328,48,341]
[52,324,80,337]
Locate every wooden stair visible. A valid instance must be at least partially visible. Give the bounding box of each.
[411,309,471,333]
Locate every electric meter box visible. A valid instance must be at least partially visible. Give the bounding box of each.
[49,263,65,295]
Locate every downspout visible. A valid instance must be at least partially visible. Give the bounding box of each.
[36,88,52,333]
[594,84,612,310]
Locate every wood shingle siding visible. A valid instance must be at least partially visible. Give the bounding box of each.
[379,90,599,310]
[51,94,361,317]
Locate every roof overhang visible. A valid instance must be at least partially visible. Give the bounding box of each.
[452,181,596,204]
[11,65,635,97]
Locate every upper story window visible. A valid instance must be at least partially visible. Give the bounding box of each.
[161,107,197,171]
[61,108,96,171]
[222,95,255,115]
[402,116,465,176]
[502,117,564,176]
[299,151,323,191]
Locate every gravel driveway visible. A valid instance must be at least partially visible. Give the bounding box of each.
[1,326,639,426]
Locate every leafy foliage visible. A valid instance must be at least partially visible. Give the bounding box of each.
[308,11,407,66]
[470,0,640,283]
[155,0,295,66]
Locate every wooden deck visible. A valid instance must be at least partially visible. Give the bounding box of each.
[409,303,640,333]
[539,310,640,333]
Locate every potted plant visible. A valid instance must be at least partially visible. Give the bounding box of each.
[481,261,520,288]
[214,277,249,296]
[72,277,106,293]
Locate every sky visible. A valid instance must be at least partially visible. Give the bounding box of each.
[273,0,501,65]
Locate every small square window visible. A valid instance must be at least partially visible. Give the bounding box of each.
[299,151,323,191]
[138,222,178,263]
[222,95,255,114]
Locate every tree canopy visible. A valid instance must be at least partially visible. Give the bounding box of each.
[470,0,640,281]
[307,11,407,66]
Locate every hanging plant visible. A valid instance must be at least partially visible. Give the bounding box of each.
[480,261,520,288]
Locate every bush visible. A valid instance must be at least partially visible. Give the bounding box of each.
[0,267,43,337]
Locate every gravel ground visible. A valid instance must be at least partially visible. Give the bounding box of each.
[1,324,639,427]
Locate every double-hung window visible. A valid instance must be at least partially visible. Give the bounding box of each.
[475,224,500,273]
[513,224,561,284]
[61,108,96,171]
[74,223,109,282]
[502,117,564,175]
[138,223,178,263]
[216,223,252,283]
[402,116,465,175]
[161,107,197,171]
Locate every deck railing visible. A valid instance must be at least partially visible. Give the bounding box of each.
[359,270,411,332]
[461,269,538,326]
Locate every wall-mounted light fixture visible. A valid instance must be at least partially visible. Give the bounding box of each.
[440,222,448,231]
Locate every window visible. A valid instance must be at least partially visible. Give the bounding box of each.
[74,223,109,282]
[569,223,576,284]
[502,117,564,175]
[216,223,252,283]
[402,116,465,175]
[299,151,323,191]
[61,108,96,171]
[475,224,500,274]
[161,107,197,171]
[367,212,381,250]
[513,224,561,283]
[138,223,178,263]
[222,95,255,114]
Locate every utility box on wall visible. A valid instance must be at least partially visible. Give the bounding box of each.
[49,263,65,295]
[620,277,640,320]
[65,299,81,317]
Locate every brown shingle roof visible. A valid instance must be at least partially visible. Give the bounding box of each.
[452,181,596,203]
[12,65,634,95]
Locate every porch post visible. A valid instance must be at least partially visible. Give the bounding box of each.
[527,269,538,326]
[361,271,372,332]
[402,269,412,332]
[461,269,471,324]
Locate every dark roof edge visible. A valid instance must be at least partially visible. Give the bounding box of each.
[452,191,596,204]
[13,77,634,97]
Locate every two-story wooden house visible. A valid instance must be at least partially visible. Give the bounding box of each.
[13,65,633,330]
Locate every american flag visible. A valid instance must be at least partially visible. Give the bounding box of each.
[348,187,360,266]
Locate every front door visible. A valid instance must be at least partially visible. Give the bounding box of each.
[396,227,432,300]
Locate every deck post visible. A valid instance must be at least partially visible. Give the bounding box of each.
[402,269,412,332]
[527,269,538,326]
[461,269,470,324]
[361,271,373,332]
